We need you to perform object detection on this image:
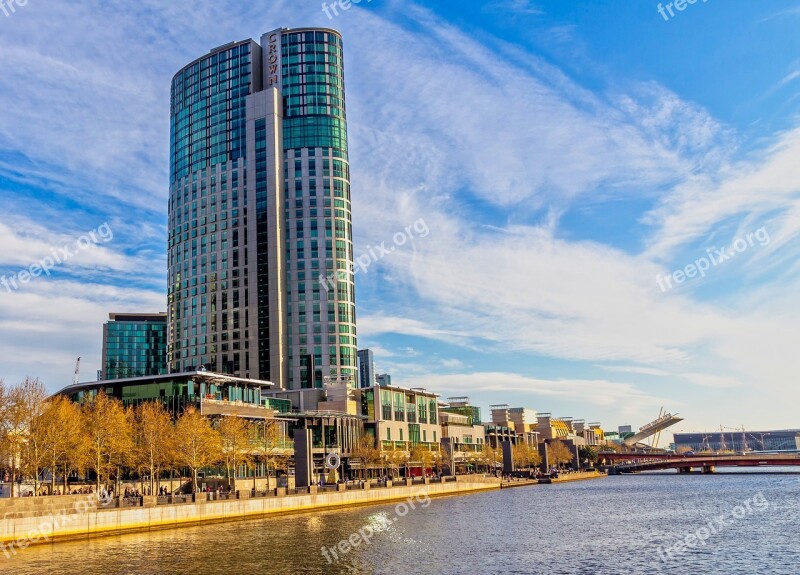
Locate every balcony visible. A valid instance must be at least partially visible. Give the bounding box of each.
[201,397,276,419]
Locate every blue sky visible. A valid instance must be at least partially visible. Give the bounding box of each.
[1,0,800,439]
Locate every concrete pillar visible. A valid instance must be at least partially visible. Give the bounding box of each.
[702,465,716,474]
[294,428,314,489]
[502,441,514,475]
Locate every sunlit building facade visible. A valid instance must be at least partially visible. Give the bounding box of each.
[168,28,357,389]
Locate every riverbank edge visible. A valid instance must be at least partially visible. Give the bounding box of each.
[499,470,607,488]
[0,480,498,549]
[553,471,607,483]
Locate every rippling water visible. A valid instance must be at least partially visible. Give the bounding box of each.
[6,471,799,575]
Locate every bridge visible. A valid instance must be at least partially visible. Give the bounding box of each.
[599,451,800,474]
[622,412,683,447]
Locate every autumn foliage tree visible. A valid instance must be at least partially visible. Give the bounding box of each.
[409,443,436,476]
[253,419,290,489]
[133,401,175,494]
[351,435,381,479]
[174,407,222,493]
[218,416,253,491]
[513,443,542,471]
[35,395,85,494]
[83,392,133,493]
[548,440,574,469]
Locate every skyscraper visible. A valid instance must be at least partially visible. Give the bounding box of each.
[357,348,375,388]
[168,28,357,390]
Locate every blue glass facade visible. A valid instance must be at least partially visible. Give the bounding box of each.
[102,314,168,380]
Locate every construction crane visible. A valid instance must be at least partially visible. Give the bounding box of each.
[72,357,81,386]
[722,425,750,452]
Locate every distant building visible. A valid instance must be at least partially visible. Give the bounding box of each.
[357,349,376,389]
[537,413,574,441]
[102,313,168,380]
[443,397,482,426]
[491,405,538,432]
[673,430,800,453]
[362,384,440,455]
[573,420,603,446]
[484,425,519,449]
[376,373,392,387]
[440,411,485,473]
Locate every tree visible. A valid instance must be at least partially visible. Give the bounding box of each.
[133,402,175,495]
[351,435,382,479]
[218,416,253,492]
[383,447,408,478]
[253,419,290,490]
[430,447,444,475]
[579,445,598,467]
[0,379,10,491]
[480,444,502,474]
[513,443,542,471]
[548,440,574,469]
[4,378,47,496]
[174,407,222,493]
[82,392,132,493]
[409,444,435,476]
[31,396,81,494]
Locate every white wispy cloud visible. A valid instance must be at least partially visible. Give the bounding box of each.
[484,0,544,15]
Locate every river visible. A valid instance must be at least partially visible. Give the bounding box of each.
[5,471,799,575]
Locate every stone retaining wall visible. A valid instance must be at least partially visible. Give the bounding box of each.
[0,480,497,550]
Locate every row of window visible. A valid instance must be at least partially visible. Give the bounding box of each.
[385,428,438,443]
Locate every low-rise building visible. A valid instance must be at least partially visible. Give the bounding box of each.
[537,413,574,441]
[440,411,485,473]
[361,385,440,453]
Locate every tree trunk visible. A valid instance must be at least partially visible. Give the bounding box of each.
[95,454,101,494]
[51,454,57,495]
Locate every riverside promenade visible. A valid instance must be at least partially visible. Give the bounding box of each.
[0,477,498,551]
